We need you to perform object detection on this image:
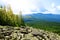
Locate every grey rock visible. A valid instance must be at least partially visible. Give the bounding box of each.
[0,26,60,40]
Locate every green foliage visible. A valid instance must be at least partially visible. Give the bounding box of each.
[0,5,25,27]
[25,19,60,35]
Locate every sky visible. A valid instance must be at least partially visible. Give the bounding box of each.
[0,0,60,15]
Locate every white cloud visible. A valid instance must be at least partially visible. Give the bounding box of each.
[56,6,60,10]
[43,2,60,14]
[43,3,56,14]
[1,0,60,14]
[1,0,43,14]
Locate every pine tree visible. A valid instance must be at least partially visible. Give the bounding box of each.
[18,11,25,26]
[0,5,26,27]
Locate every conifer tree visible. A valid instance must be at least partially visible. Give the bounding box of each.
[0,5,26,27]
[18,11,25,26]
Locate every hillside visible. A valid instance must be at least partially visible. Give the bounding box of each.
[23,13,60,35]
[0,5,60,40]
[23,13,60,22]
[0,26,60,40]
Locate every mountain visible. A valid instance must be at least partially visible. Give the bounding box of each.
[23,13,60,35]
[23,13,60,22]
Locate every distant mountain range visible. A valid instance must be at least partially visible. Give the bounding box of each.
[23,13,60,22]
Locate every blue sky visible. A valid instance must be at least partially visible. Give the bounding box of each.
[0,0,60,14]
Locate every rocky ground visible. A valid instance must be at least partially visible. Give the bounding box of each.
[0,26,60,40]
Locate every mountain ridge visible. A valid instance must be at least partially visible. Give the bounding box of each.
[23,13,60,22]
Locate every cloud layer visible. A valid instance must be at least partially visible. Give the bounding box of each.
[0,0,60,14]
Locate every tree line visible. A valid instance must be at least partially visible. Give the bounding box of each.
[0,5,25,27]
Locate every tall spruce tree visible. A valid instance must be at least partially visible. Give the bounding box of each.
[18,11,25,26]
